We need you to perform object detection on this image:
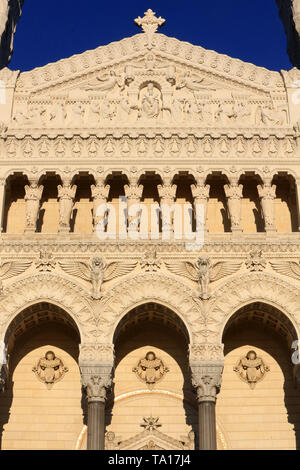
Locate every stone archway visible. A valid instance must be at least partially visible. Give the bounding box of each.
[210,272,300,343]
[99,273,201,344]
[0,273,95,343]
[215,289,300,450]
[107,300,196,450]
[0,298,84,450]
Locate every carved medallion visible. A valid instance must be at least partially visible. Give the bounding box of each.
[233,350,269,389]
[32,350,68,389]
[133,351,169,389]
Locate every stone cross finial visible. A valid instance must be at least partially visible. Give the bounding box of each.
[134,9,165,49]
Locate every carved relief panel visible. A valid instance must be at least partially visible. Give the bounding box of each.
[132,351,169,389]
[32,350,68,389]
[233,350,270,389]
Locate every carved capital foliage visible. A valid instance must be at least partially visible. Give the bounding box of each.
[189,343,224,362]
[190,362,224,403]
[80,365,113,402]
[79,343,115,365]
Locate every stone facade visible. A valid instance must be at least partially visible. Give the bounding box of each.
[1,9,300,450]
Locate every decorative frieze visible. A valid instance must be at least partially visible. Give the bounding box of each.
[0,133,296,161]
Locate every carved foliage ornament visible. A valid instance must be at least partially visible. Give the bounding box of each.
[133,351,169,389]
[233,350,270,389]
[32,350,68,389]
[245,249,267,272]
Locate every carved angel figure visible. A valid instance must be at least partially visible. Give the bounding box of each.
[32,350,68,389]
[59,256,137,299]
[24,183,44,229]
[270,260,300,281]
[176,71,215,92]
[165,257,241,299]
[133,351,169,389]
[85,70,125,92]
[233,350,269,389]
[0,260,32,293]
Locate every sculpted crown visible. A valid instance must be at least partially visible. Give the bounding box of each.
[134,9,165,34]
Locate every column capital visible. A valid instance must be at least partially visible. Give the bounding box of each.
[191,182,210,200]
[124,182,143,201]
[190,361,223,403]
[91,182,110,200]
[80,364,113,403]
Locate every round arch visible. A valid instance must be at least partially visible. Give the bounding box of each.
[210,272,300,343]
[0,273,95,343]
[99,273,200,344]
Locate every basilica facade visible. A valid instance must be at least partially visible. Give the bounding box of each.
[1,8,300,450]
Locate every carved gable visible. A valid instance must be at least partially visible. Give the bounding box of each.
[10,31,288,133]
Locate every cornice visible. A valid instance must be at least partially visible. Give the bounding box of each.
[15,33,284,95]
[0,237,300,255]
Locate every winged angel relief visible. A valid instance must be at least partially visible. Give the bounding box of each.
[270,260,300,281]
[165,257,241,299]
[59,256,137,299]
[0,260,32,293]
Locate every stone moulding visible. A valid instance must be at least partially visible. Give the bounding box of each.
[15,34,283,94]
[210,272,300,342]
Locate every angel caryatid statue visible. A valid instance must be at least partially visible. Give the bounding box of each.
[165,257,242,299]
[59,256,137,299]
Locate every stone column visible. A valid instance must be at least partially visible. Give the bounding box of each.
[189,343,224,450]
[0,178,6,233]
[190,362,223,450]
[257,181,277,233]
[24,179,44,233]
[191,178,210,233]
[0,340,8,392]
[124,174,143,239]
[91,180,110,233]
[79,343,114,450]
[157,175,177,240]
[224,180,243,233]
[57,179,77,233]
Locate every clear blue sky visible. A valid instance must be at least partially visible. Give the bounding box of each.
[9,0,292,72]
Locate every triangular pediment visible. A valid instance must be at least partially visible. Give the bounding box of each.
[16,33,283,94]
[10,29,289,132]
[111,428,194,451]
